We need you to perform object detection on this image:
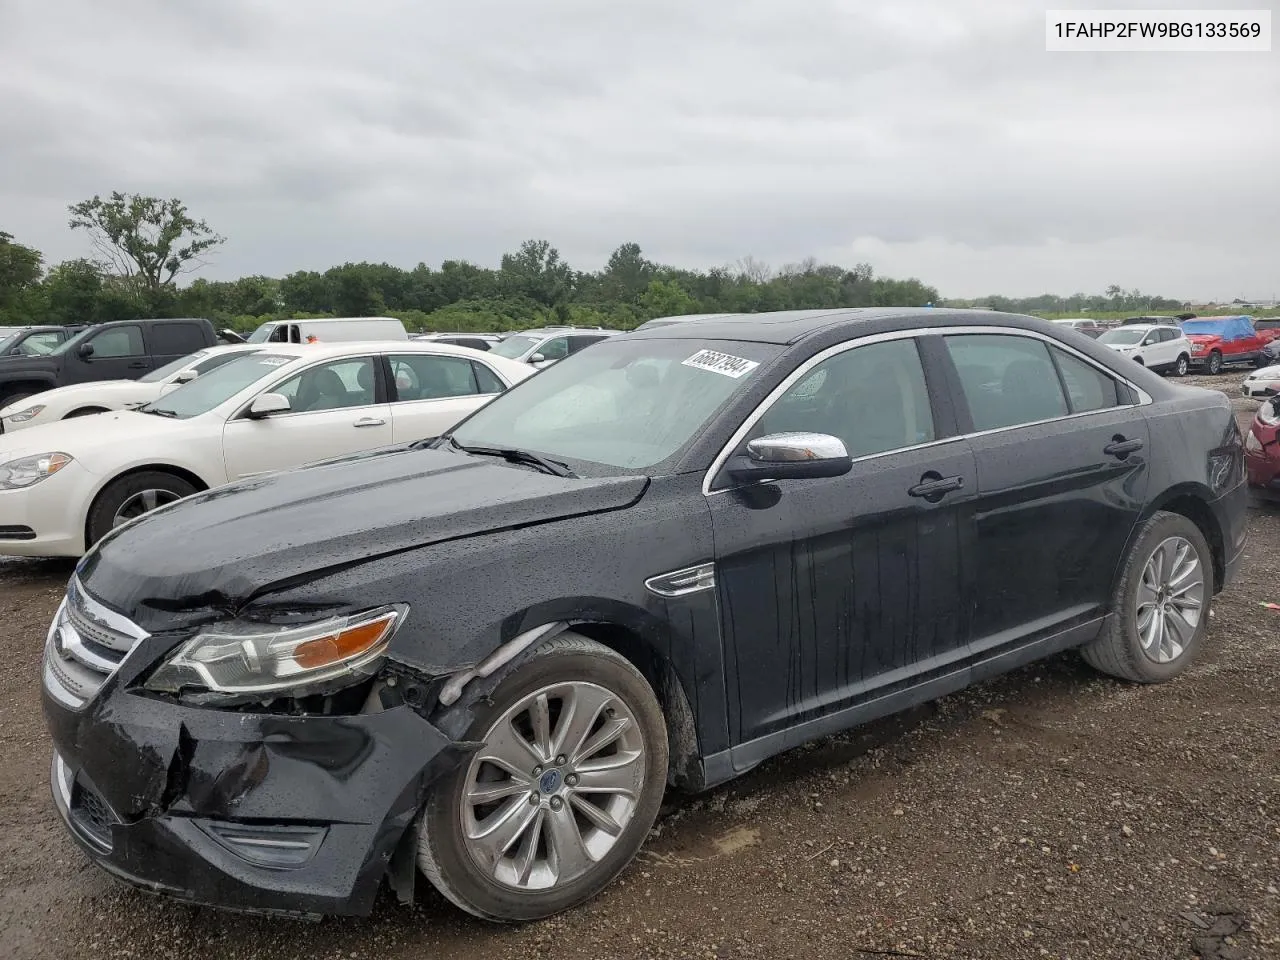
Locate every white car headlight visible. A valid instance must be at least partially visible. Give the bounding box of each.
[0,452,73,490]
[4,404,46,423]
[144,605,406,697]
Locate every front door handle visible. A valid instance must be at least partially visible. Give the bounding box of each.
[1103,436,1144,458]
[353,417,386,428]
[908,472,964,501]
[127,361,148,369]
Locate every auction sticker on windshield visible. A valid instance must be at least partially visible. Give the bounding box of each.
[682,349,760,378]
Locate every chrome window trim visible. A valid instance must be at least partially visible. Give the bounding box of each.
[701,325,1153,496]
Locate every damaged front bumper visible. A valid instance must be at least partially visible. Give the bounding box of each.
[43,684,468,918]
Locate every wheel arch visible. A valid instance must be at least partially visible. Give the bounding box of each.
[82,463,212,549]
[1135,484,1226,595]
[63,406,110,419]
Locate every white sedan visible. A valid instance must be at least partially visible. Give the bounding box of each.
[0,341,534,557]
[1242,364,1280,398]
[0,344,264,433]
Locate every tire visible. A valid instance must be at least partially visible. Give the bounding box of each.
[1174,354,1189,377]
[418,633,668,922]
[0,391,34,409]
[63,407,108,419]
[1080,510,1214,683]
[1206,350,1223,375]
[85,471,198,547]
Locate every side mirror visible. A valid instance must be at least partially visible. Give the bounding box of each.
[77,342,95,358]
[726,432,853,483]
[245,393,290,419]
[529,352,547,364]
[171,368,199,384]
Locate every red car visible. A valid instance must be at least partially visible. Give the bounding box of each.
[1245,396,1280,502]
[1183,316,1268,374]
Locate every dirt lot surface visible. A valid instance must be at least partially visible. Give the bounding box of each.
[2,373,1278,960]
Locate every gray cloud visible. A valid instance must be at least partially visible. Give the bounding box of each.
[1,0,1275,297]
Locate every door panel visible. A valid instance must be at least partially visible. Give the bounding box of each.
[710,336,974,747]
[222,356,393,479]
[942,333,1150,648]
[712,442,975,746]
[67,325,150,383]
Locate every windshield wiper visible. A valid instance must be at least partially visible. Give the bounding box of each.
[141,407,179,418]
[447,437,576,478]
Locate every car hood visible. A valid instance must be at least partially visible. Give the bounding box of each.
[0,379,158,417]
[1249,364,1280,379]
[0,355,58,375]
[77,446,650,624]
[0,408,189,464]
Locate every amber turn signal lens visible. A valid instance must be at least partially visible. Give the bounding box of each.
[292,614,396,670]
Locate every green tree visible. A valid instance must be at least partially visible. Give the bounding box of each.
[499,239,574,307]
[0,231,44,315]
[599,242,656,302]
[42,259,105,324]
[638,279,697,319]
[68,192,224,291]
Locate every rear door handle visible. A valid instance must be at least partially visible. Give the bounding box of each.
[1103,436,1144,458]
[908,473,964,501]
[353,417,386,428]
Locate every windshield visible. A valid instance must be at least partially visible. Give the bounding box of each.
[490,335,540,359]
[450,338,781,473]
[246,322,279,343]
[1098,328,1146,345]
[140,349,212,383]
[141,353,294,419]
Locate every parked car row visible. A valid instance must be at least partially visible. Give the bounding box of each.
[31,307,1250,929]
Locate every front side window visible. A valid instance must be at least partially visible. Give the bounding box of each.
[88,326,144,358]
[389,354,479,400]
[754,339,935,458]
[273,358,376,412]
[450,338,781,473]
[945,334,1068,431]
[537,337,569,361]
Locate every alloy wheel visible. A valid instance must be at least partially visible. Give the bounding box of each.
[111,488,182,528]
[460,681,645,891]
[1135,536,1204,664]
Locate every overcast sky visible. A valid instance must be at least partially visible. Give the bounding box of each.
[1,0,1276,299]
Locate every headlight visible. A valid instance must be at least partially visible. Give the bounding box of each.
[145,605,406,697]
[1260,401,1280,427]
[4,404,45,423]
[0,452,73,490]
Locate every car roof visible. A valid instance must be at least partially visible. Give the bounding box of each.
[249,340,497,361]
[620,307,1054,345]
[514,327,618,337]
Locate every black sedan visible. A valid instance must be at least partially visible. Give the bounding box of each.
[43,308,1247,923]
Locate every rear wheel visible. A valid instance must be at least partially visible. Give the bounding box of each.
[1207,350,1223,375]
[1174,354,1189,377]
[0,391,34,408]
[417,633,668,921]
[1081,511,1213,683]
[85,471,197,547]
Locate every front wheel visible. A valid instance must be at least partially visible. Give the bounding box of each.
[1081,510,1213,683]
[1174,354,1189,377]
[1206,350,1223,375]
[85,471,198,547]
[418,634,668,921]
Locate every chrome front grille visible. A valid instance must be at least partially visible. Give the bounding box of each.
[42,578,148,710]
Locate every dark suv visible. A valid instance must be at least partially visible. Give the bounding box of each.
[43,308,1247,923]
[0,317,217,408]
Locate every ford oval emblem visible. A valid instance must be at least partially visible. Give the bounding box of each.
[539,769,562,794]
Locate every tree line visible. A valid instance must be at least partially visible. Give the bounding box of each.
[4,191,1239,334]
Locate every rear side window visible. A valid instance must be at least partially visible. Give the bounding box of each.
[568,335,607,354]
[89,325,144,358]
[388,354,480,400]
[1049,347,1120,413]
[150,323,207,356]
[472,361,506,394]
[944,335,1068,431]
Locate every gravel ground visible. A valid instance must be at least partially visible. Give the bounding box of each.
[1,372,1277,960]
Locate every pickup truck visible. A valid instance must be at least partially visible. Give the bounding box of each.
[0,318,219,409]
[1182,316,1268,375]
